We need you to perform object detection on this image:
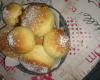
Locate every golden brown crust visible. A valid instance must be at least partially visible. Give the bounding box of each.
[21,4,54,37]
[44,28,70,58]
[0,27,18,58]
[20,45,56,69]
[8,27,35,54]
[35,36,44,45]
[3,2,22,26]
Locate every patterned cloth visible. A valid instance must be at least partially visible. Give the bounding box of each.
[0,0,100,80]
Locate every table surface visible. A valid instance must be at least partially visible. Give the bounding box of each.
[0,0,100,80]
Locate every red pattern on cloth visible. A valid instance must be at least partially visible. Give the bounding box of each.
[0,57,16,72]
[31,73,53,80]
[65,0,68,2]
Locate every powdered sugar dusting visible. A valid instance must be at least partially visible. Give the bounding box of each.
[20,61,48,73]
[7,33,14,47]
[21,6,37,27]
[59,35,69,47]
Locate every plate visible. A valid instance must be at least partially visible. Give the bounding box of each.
[16,3,69,75]
[0,2,69,75]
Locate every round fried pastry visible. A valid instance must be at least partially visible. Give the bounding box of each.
[3,2,22,26]
[20,45,56,69]
[7,27,35,54]
[21,3,54,37]
[44,28,70,58]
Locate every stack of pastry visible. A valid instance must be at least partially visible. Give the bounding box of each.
[0,2,70,71]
